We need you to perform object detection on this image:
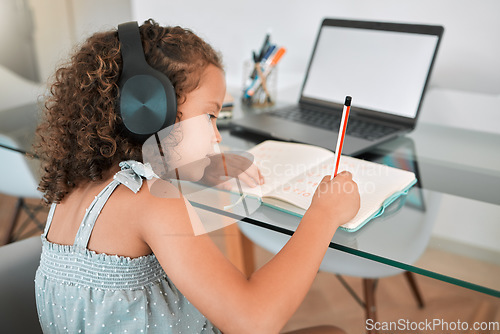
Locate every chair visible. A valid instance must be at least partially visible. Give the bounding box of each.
[0,235,43,333]
[0,134,44,245]
[0,65,42,111]
[0,65,45,245]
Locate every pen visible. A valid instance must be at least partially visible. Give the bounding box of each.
[261,45,276,64]
[331,96,352,179]
[246,45,274,88]
[261,45,277,67]
[250,44,275,82]
[257,33,270,61]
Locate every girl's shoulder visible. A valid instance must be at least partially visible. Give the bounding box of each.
[113,160,186,217]
[136,177,183,206]
[134,178,193,229]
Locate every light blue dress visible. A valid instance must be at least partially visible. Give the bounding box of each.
[35,161,221,333]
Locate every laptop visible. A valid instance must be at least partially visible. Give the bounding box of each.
[231,18,444,155]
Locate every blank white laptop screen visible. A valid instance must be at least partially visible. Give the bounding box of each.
[302,26,439,118]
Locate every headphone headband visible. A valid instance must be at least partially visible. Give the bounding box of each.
[118,22,147,70]
[117,21,177,143]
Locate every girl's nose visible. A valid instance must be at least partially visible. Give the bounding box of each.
[212,123,222,143]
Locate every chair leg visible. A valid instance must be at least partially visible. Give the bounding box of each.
[404,271,425,308]
[223,223,255,278]
[1,198,23,245]
[363,278,377,334]
[9,199,45,242]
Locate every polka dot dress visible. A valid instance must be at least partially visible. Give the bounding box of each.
[34,161,221,333]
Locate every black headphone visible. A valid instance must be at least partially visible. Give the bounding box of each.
[117,21,177,142]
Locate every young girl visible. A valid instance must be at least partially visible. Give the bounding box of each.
[34,19,360,334]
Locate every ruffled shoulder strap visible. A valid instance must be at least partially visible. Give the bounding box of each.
[73,160,158,249]
[113,160,159,193]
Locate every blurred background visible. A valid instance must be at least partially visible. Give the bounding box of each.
[2,0,499,131]
[2,0,499,92]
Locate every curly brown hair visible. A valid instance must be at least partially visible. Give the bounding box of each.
[34,19,223,204]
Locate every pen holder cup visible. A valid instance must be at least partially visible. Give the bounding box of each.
[241,59,278,108]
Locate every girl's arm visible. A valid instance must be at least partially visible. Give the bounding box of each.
[139,173,359,334]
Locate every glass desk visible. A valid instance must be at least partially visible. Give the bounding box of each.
[1,102,499,298]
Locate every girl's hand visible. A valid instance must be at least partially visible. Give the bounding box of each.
[308,171,360,227]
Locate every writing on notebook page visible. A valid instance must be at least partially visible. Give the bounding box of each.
[233,140,416,232]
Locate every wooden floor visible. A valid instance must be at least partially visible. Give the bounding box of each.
[1,193,499,333]
[0,195,49,244]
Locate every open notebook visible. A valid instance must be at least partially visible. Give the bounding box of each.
[232,140,417,232]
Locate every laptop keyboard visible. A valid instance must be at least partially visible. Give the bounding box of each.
[268,107,400,141]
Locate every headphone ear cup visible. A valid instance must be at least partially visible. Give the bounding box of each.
[120,75,167,135]
[117,21,177,142]
[154,71,177,132]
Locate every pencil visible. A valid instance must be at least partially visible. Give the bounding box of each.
[331,96,352,179]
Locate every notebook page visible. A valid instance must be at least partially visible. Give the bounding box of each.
[263,161,329,209]
[265,155,416,229]
[234,140,334,197]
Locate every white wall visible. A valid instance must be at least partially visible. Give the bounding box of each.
[132,0,500,95]
[0,0,39,82]
[21,0,500,129]
[29,0,73,84]
[29,0,132,84]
